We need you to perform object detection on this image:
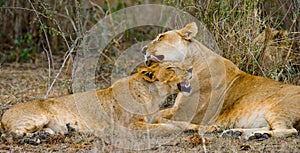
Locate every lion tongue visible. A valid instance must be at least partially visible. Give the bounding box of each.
[150,55,164,61]
[178,82,191,93]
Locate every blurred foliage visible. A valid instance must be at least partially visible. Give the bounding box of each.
[165,0,300,84]
[0,0,299,85]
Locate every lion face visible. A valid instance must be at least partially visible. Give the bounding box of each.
[138,62,193,96]
[143,22,198,64]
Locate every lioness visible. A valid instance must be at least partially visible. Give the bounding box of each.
[144,22,300,140]
[1,62,198,137]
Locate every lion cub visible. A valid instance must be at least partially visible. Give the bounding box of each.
[1,62,198,137]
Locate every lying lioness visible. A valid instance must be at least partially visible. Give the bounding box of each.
[144,22,300,139]
[1,62,198,137]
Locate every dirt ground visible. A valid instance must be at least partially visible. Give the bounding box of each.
[0,63,299,152]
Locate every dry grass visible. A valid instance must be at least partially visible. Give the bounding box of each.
[0,61,300,152]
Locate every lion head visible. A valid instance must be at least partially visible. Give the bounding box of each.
[143,22,198,64]
[138,62,193,96]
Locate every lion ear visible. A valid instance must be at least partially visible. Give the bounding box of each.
[177,22,198,40]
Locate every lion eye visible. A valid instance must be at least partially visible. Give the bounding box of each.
[187,68,193,73]
[158,34,165,40]
[166,66,175,70]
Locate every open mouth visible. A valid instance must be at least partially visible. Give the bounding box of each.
[146,55,165,61]
[177,81,191,93]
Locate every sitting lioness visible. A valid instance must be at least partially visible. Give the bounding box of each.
[1,62,198,137]
[144,22,300,140]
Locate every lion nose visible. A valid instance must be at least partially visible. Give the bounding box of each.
[142,46,148,54]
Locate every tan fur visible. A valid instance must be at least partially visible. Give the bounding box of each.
[1,62,198,136]
[144,23,300,139]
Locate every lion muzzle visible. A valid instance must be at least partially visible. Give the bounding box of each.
[177,81,192,93]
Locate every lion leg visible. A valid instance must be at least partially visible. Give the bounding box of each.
[159,118,200,131]
[45,118,69,135]
[221,127,270,140]
[198,125,223,134]
[249,128,298,139]
[220,116,299,140]
[1,100,83,136]
[159,93,184,119]
[258,95,300,138]
[119,120,199,148]
[159,107,179,120]
[222,96,300,140]
[222,127,298,140]
[2,110,50,136]
[1,100,52,136]
[134,119,199,136]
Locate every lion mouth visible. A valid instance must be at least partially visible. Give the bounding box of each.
[177,81,191,93]
[146,55,165,61]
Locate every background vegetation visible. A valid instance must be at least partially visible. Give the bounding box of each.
[0,0,300,102]
[171,0,300,84]
[1,0,299,88]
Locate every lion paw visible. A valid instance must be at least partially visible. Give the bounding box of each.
[248,132,271,141]
[221,130,242,139]
[221,129,272,140]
